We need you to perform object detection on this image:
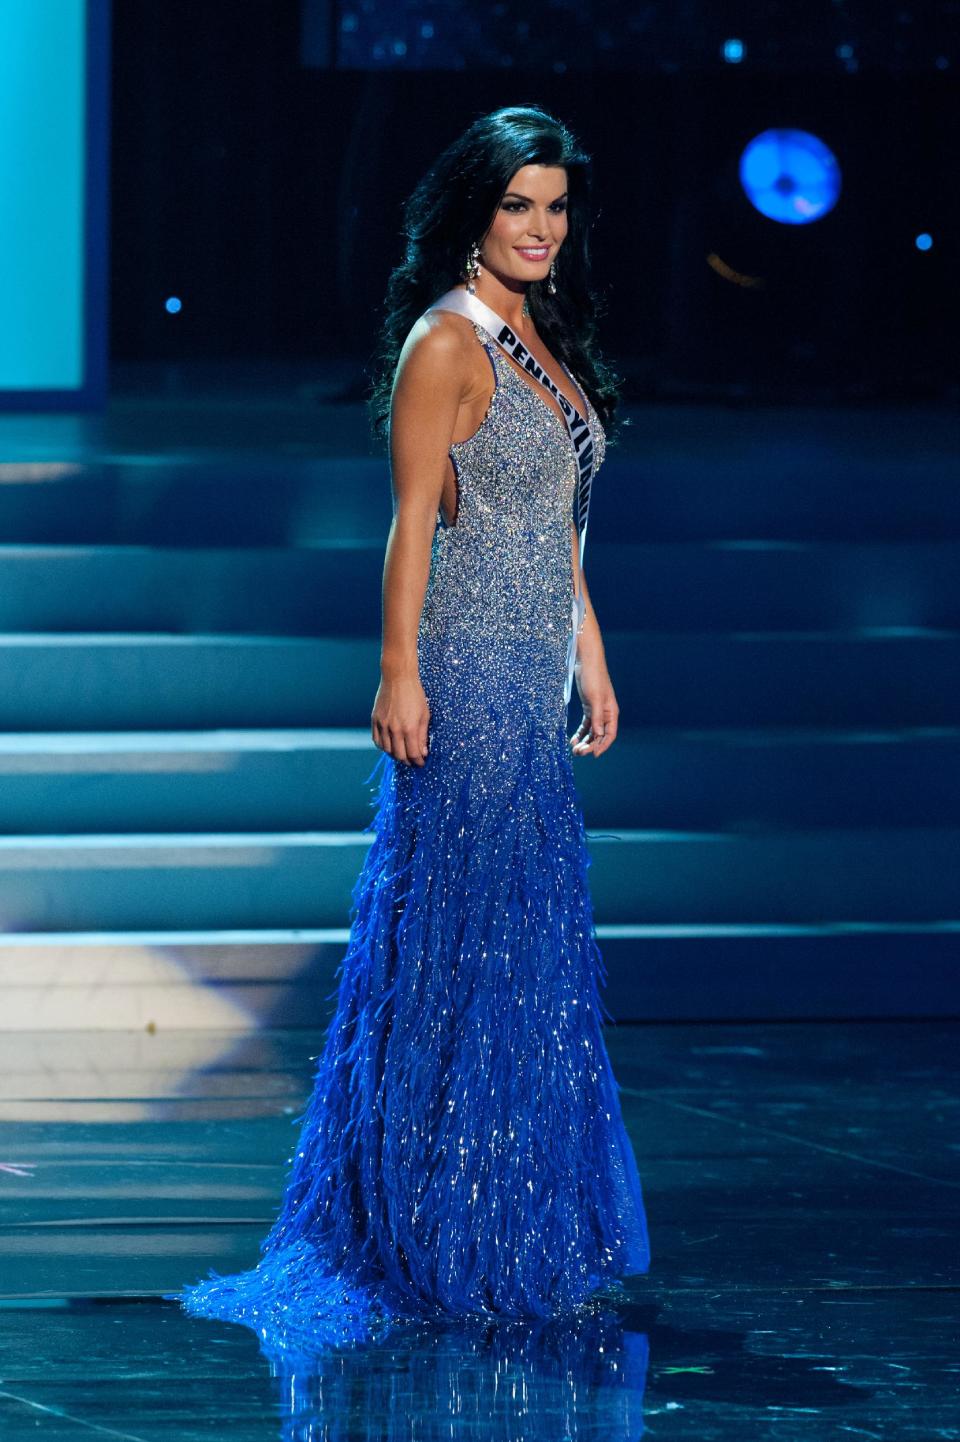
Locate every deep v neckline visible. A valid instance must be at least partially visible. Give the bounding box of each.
[481,323,588,440]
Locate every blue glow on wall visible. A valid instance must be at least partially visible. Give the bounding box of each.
[0,0,86,391]
[915,233,933,251]
[740,128,842,225]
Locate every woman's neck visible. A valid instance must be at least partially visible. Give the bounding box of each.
[463,275,531,337]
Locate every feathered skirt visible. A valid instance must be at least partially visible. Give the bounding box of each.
[172,655,650,1358]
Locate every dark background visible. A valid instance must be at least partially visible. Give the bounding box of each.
[109,1,958,402]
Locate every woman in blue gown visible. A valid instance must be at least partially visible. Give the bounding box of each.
[173,103,650,1359]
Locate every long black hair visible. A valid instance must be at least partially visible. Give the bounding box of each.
[366,104,624,448]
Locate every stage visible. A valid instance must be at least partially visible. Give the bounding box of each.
[2,3,959,1432]
[1,1017,958,1438]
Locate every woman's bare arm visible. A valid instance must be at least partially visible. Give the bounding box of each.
[371,317,468,767]
[570,521,619,757]
[570,521,606,666]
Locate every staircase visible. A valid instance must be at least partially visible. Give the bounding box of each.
[0,385,957,1028]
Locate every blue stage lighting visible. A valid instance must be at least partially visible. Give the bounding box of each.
[723,38,745,63]
[739,129,841,225]
[915,233,933,251]
[165,296,182,314]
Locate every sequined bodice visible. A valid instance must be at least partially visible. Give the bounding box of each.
[417,320,606,738]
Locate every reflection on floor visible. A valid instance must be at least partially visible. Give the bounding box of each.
[0,1019,957,1439]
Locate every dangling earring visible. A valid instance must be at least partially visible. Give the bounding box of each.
[464,243,482,294]
[547,259,557,296]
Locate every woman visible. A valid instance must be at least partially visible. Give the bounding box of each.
[174,103,650,1357]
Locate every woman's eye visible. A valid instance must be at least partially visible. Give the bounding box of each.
[502,201,567,213]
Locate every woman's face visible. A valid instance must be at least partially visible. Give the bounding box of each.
[480,164,568,288]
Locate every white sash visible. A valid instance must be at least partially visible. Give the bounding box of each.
[429,287,596,705]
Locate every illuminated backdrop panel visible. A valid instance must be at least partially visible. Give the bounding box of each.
[0,0,107,404]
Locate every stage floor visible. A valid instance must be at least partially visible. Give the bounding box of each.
[0,1017,957,1439]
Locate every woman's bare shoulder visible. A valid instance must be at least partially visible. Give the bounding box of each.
[390,309,481,456]
[396,307,480,381]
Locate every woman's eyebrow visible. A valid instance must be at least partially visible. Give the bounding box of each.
[502,190,568,202]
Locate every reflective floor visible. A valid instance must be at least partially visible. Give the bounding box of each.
[1,1019,958,1439]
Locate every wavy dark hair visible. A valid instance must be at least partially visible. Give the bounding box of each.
[366,104,624,449]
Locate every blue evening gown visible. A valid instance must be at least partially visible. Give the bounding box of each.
[172,316,650,1358]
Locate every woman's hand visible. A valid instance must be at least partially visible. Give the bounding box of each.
[372,672,432,766]
[569,652,619,758]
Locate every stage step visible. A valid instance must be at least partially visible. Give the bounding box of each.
[0,630,957,730]
[0,925,955,1034]
[0,397,954,1024]
[0,540,957,634]
[0,823,954,933]
[0,402,958,544]
[0,726,955,833]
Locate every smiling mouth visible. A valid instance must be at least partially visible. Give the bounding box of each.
[515,246,550,260]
